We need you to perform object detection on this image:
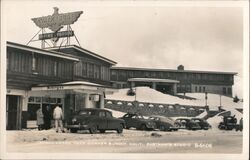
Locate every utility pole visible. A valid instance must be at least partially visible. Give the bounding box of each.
[220,94,222,107]
[205,92,208,106]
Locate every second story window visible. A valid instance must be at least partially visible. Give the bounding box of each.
[32,53,37,71]
[54,61,58,76]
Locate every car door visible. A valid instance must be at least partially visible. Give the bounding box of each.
[106,111,118,129]
[130,115,141,128]
[97,111,108,129]
[122,114,133,128]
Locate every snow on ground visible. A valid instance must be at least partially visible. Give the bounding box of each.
[7,128,243,153]
[106,87,242,110]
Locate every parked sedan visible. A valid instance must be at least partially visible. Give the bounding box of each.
[120,113,156,130]
[65,108,125,134]
[149,115,179,131]
[191,118,211,130]
[174,118,201,130]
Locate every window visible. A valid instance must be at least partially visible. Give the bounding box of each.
[195,86,198,92]
[82,62,87,76]
[199,86,202,92]
[54,61,58,76]
[227,88,232,95]
[203,87,206,92]
[99,111,106,117]
[88,63,94,78]
[32,53,37,71]
[223,87,227,95]
[105,112,112,118]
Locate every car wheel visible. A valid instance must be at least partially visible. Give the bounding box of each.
[70,128,78,133]
[140,124,147,131]
[99,129,105,133]
[89,125,98,134]
[159,125,166,131]
[117,124,123,134]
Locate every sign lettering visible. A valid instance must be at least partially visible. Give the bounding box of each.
[39,31,74,40]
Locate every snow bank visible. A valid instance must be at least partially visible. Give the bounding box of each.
[207,109,243,130]
[107,87,198,106]
[207,115,223,131]
[106,87,242,110]
[105,108,126,118]
[196,111,208,119]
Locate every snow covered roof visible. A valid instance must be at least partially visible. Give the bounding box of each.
[128,78,179,83]
[31,80,117,94]
[112,66,237,75]
[48,45,117,65]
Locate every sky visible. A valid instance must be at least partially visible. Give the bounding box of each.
[2,0,246,97]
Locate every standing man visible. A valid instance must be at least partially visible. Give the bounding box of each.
[53,105,64,133]
[43,106,51,130]
[36,107,44,131]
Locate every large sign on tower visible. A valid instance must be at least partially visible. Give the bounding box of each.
[29,7,83,48]
[32,7,83,32]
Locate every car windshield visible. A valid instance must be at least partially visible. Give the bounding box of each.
[78,110,95,116]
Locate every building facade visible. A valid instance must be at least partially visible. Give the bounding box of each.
[6,42,116,130]
[110,66,236,96]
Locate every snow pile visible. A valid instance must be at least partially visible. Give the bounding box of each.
[196,110,208,119]
[105,108,126,118]
[106,87,197,106]
[106,87,242,110]
[207,115,223,131]
[207,109,243,130]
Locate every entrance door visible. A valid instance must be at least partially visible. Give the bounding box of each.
[6,95,19,130]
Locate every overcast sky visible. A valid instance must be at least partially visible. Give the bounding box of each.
[2,0,245,97]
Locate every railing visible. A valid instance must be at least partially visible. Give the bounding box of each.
[105,99,207,117]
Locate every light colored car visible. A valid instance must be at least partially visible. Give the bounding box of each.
[149,115,179,131]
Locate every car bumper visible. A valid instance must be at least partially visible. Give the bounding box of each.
[65,123,89,129]
[169,126,179,130]
[190,126,202,130]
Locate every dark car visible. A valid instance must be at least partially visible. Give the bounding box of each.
[191,118,211,130]
[120,113,156,130]
[174,118,201,130]
[149,116,179,131]
[218,115,240,131]
[65,108,125,134]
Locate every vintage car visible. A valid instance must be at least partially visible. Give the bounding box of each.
[174,118,201,130]
[218,115,240,131]
[190,118,211,130]
[65,108,125,134]
[149,115,179,131]
[120,113,156,130]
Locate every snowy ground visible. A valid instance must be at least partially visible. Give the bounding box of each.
[6,128,242,153]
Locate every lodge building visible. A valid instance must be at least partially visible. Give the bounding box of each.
[6,41,237,130]
[110,65,236,96]
[6,41,116,130]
